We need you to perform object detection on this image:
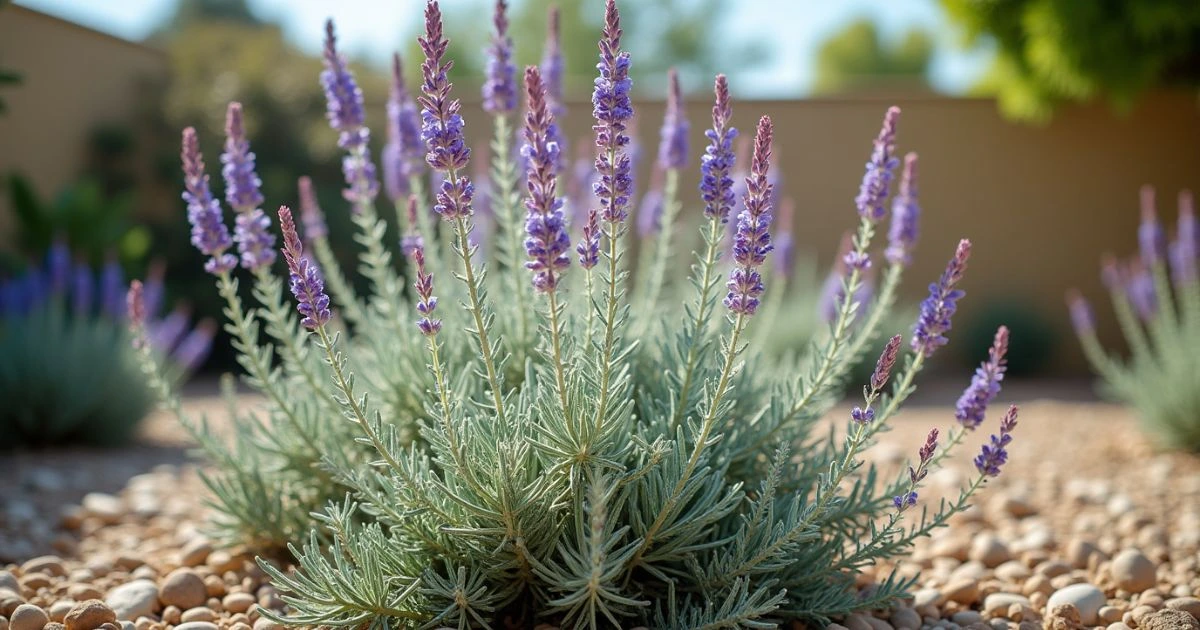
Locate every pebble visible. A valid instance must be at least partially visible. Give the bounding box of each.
[984,593,1032,617]
[159,569,207,610]
[943,579,982,605]
[1110,625,1134,630]
[1166,599,1200,620]
[251,619,282,630]
[971,535,1013,568]
[1066,539,1102,570]
[1047,584,1106,625]
[63,600,117,630]
[80,494,123,525]
[996,561,1033,582]
[892,607,922,630]
[1101,607,1128,624]
[181,607,217,623]
[104,580,160,621]
[178,541,212,568]
[11,604,51,630]
[1113,550,1158,594]
[844,614,873,630]
[48,601,75,623]
[952,612,984,625]
[21,556,67,578]
[0,572,18,593]
[221,593,255,615]
[173,623,220,630]
[1140,610,1200,630]
[1045,603,1082,630]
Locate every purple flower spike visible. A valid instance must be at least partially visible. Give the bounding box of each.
[870,334,902,394]
[724,116,775,316]
[297,176,328,241]
[657,68,689,170]
[975,405,1018,478]
[482,0,518,116]
[127,280,146,341]
[911,239,971,358]
[855,106,901,222]
[577,209,600,269]
[181,128,236,275]
[700,74,737,224]
[886,152,920,266]
[521,66,572,293]
[383,54,426,204]
[71,263,93,316]
[592,0,634,226]
[538,6,568,170]
[419,1,475,221]
[954,325,1009,430]
[773,198,795,278]
[636,172,664,238]
[818,232,874,323]
[279,206,331,329]
[1171,190,1197,285]
[1066,289,1094,335]
[221,103,265,211]
[1126,260,1157,321]
[895,428,938,512]
[173,319,216,372]
[321,20,368,152]
[410,244,441,336]
[1138,185,1165,267]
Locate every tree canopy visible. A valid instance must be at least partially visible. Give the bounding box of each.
[812,19,933,96]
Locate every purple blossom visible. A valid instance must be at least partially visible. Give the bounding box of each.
[818,234,873,323]
[974,405,1018,478]
[172,319,216,372]
[71,263,93,316]
[773,198,795,278]
[279,206,331,329]
[657,68,689,170]
[220,103,265,211]
[1138,185,1165,267]
[321,20,368,152]
[855,107,901,222]
[150,307,191,353]
[521,66,572,293]
[1101,254,1122,291]
[410,244,441,336]
[636,173,664,238]
[383,54,426,204]
[1170,190,1197,286]
[851,406,875,424]
[233,210,277,272]
[181,128,236,275]
[482,0,518,116]
[886,152,920,266]
[700,74,738,224]
[100,257,124,319]
[540,5,567,168]
[724,116,775,316]
[1066,289,1094,335]
[1126,261,1157,321]
[297,176,328,241]
[844,251,871,271]
[47,240,70,295]
[419,1,475,221]
[894,428,938,511]
[592,0,634,226]
[870,334,902,394]
[954,325,1009,430]
[911,239,971,358]
[577,209,600,269]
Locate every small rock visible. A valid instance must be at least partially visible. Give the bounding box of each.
[952,612,984,626]
[1134,606,1159,626]
[181,607,217,623]
[118,623,133,630]
[991,619,1011,630]
[944,579,982,605]
[21,557,67,578]
[914,589,942,608]
[1110,625,1134,630]
[1009,604,1040,623]
[970,535,1012,568]
[105,580,160,621]
[0,572,19,593]
[1044,604,1082,630]
[864,617,893,630]
[64,600,117,630]
[11,604,51,630]
[1048,584,1106,626]
[1167,599,1200,620]
[202,576,225,599]
[80,494,123,524]
[1140,610,1200,630]
[844,614,873,630]
[998,494,1037,518]
[222,593,255,615]
[891,607,921,630]
[826,625,850,630]
[251,620,281,630]
[160,569,207,610]
[0,588,24,617]
[1113,550,1157,594]
[996,561,1033,582]
[1036,561,1072,579]
[173,624,219,630]
[160,607,181,625]
[48,602,74,623]
[67,586,102,602]
[179,541,212,568]
[984,593,1032,618]
[1101,607,1128,624]
[21,573,53,591]
[205,551,241,574]
[1066,539,1103,570]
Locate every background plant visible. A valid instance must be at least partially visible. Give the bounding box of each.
[141,1,1022,626]
[1069,186,1200,451]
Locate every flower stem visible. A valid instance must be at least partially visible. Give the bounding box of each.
[451,214,507,422]
[671,216,724,432]
[635,167,681,326]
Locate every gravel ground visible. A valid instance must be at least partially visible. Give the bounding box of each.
[1,381,1198,630]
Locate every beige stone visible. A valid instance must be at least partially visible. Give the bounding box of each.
[63,600,117,630]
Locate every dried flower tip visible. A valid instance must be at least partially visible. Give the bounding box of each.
[870,334,902,393]
[954,325,1009,430]
[855,106,901,222]
[278,206,331,329]
[911,239,971,358]
[1139,185,1165,267]
[577,209,601,269]
[410,244,442,336]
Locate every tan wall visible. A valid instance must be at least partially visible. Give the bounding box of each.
[0,6,167,237]
[551,93,1199,372]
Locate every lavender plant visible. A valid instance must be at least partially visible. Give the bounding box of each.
[0,245,211,448]
[1069,186,1200,451]
[137,1,1023,625]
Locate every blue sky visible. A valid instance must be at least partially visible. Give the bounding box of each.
[16,0,994,98]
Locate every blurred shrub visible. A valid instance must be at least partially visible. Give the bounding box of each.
[961,300,1055,377]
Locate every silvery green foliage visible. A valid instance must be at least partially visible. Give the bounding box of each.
[1070,187,1200,452]
[139,3,1011,626]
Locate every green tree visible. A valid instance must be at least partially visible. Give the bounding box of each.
[812,19,933,96]
[941,0,1200,121]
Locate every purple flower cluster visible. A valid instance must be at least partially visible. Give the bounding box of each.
[699,75,737,224]
[320,20,368,152]
[222,103,276,272]
[539,6,567,169]
[577,210,600,269]
[911,239,971,358]
[482,0,517,116]
[521,66,572,293]
[954,326,1009,430]
[297,176,328,241]
[1126,260,1157,321]
[181,128,236,275]
[1138,185,1165,267]
[419,1,475,221]
[279,206,331,329]
[855,107,901,222]
[1170,190,1197,285]
[974,405,1018,477]
[818,233,874,323]
[724,116,775,316]
[895,428,938,511]
[592,0,634,226]
[885,152,920,266]
[383,54,426,204]
[657,68,689,170]
[1066,289,1094,335]
[411,244,441,336]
